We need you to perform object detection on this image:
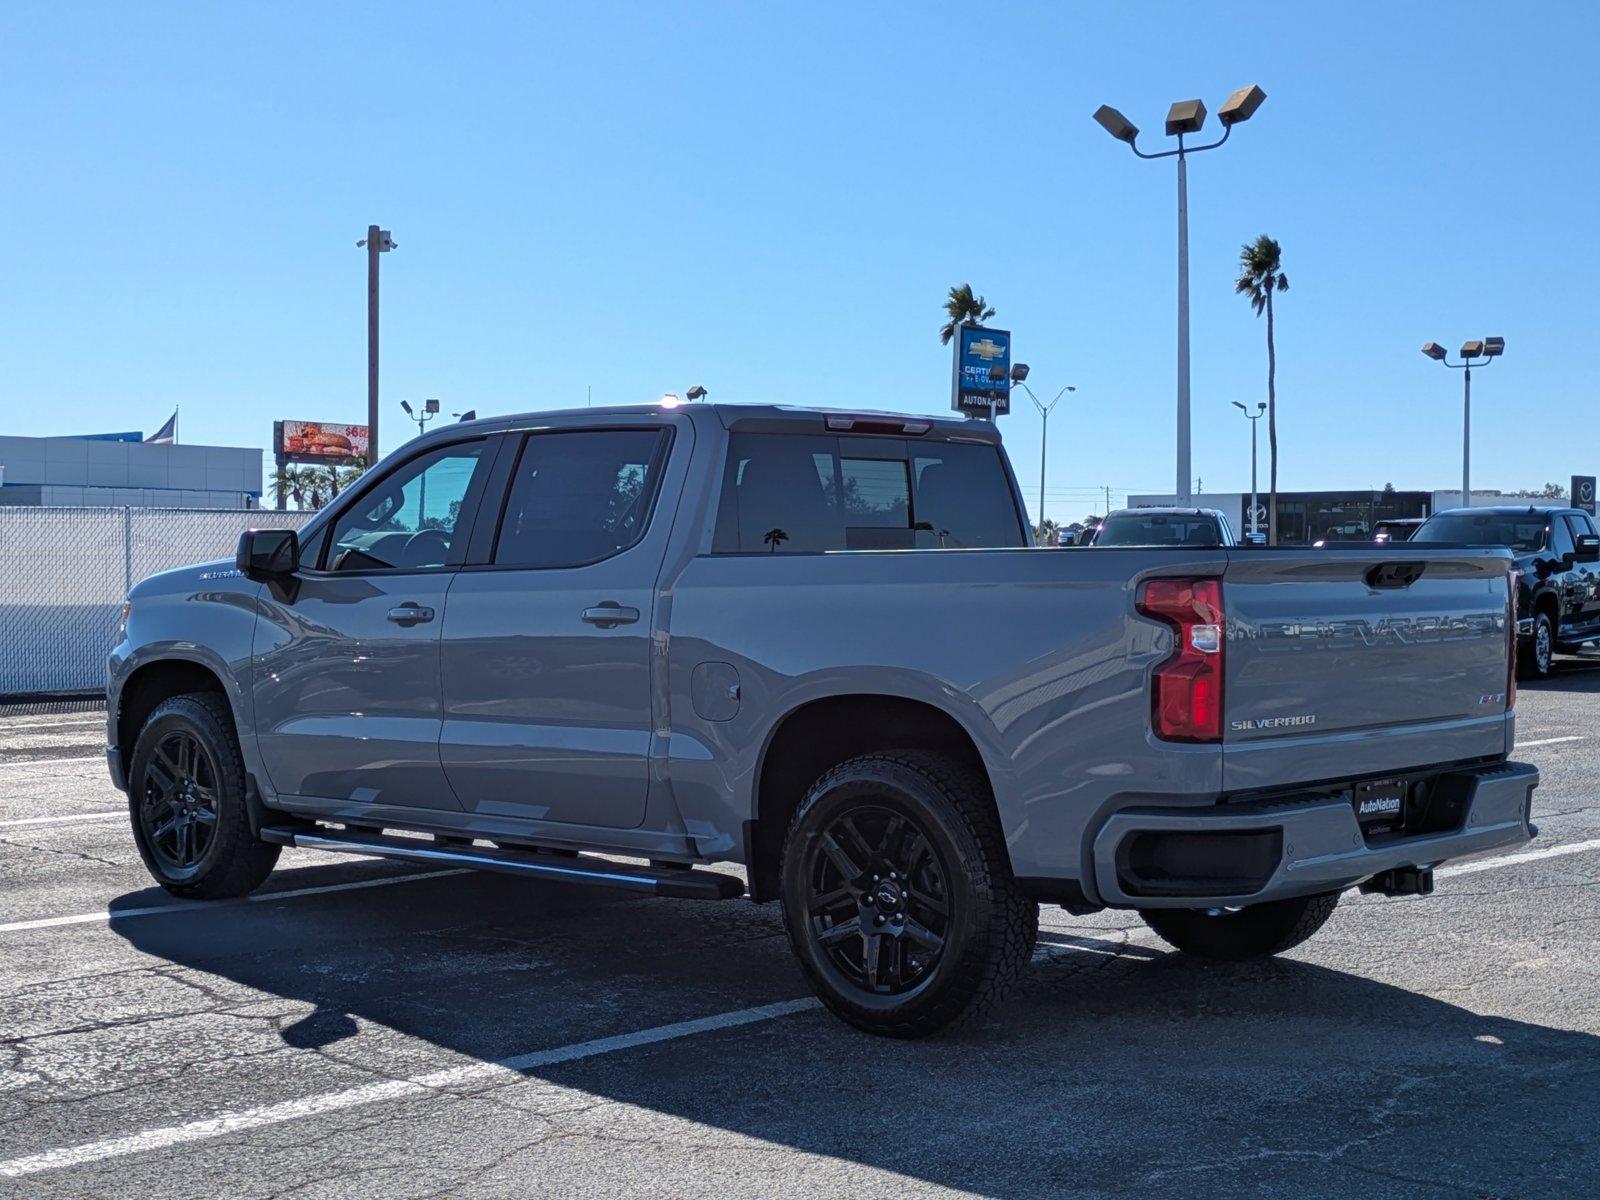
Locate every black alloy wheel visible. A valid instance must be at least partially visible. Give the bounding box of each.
[138,729,221,873]
[804,804,951,996]
[780,751,1038,1038]
[128,693,279,898]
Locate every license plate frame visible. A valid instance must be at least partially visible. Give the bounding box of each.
[1352,778,1408,834]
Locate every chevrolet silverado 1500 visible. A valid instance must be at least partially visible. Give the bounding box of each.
[107,402,1538,1036]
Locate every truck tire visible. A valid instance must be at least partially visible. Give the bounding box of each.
[128,693,279,899]
[1519,611,1555,680]
[1139,891,1339,961]
[779,751,1038,1038]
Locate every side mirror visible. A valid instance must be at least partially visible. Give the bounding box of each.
[1576,532,1600,563]
[236,528,300,581]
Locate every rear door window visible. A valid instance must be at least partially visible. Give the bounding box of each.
[712,433,1025,553]
[492,429,670,568]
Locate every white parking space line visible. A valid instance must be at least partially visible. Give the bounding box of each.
[0,716,105,732]
[0,755,105,771]
[0,812,122,829]
[0,867,474,934]
[0,997,821,1178]
[1516,736,1587,748]
[1436,837,1600,879]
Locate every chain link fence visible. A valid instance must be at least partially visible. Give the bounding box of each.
[0,507,312,696]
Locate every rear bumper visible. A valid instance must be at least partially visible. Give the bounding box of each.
[1090,760,1538,909]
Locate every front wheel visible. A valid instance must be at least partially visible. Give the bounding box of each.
[1519,612,1555,679]
[1140,892,1339,961]
[779,751,1038,1038]
[128,693,279,899]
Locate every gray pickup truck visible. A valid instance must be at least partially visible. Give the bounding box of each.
[107,402,1538,1037]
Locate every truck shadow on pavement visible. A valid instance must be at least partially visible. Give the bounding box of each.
[112,865,1599,1197]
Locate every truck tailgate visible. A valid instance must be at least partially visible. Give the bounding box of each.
[1221,548,1514,791]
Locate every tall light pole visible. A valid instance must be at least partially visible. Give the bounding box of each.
[1093,84,1266,505]
[1231,400,1266,536]
[357,226,396,465]
[1010,364,1075,533]
[1422,337,1504,508]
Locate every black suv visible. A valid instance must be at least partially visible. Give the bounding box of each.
[1412,505,1600,677]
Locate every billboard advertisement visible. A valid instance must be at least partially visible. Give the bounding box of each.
[1573,475,1597,515]
[950,326,1011,417]
[274,421,369,465]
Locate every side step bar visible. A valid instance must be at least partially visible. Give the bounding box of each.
[259,826,744,900]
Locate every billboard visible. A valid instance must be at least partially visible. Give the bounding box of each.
[950,326,1011,417]
[1574,475,1597,515]
[274,421,369,465]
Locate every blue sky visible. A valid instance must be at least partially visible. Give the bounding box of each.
[3,1,1596,520]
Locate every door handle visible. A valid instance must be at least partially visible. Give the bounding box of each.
[386,603,435,625]
[582,602,640,628]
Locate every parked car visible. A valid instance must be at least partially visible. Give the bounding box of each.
[1090,507,1236,547]
[1373,518,1425,543]
[107,403,1537,1037]
[1411,505,1600,678]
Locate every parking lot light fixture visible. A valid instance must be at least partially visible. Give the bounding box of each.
[1232,400,1267,536]
[1218,84,1267,127]
[1012,377,1076,536]
[1422,337,1506,507]
[1092,105,1139,143]
[686,385,708,401]
[1091,84,1266,505]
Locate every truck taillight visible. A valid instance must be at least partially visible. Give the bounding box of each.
[1507,570,1517,712]
[1138,577,1224,742]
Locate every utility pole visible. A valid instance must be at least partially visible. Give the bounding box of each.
[358,226,396,466]
[1232,401,1265,535]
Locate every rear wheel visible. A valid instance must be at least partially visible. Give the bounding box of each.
[779,751,1037,1038]
[1140,892,1339,961]
[128,693,279,899]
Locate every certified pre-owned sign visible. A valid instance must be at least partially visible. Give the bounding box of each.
[951,325,1012,417]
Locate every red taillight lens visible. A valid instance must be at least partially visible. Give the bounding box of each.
[1138,577,1225,742]
[1507,570,1517,712]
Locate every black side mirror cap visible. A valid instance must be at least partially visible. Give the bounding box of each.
[236,528,300,581]
[1576,532,1600,563]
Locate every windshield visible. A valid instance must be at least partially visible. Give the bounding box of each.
[1094,513,1224,547]
[1413,513,1549,551]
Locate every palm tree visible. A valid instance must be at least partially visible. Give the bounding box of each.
[939,284,996,345]
[269,465,315,511]
[1235,235,1289,544]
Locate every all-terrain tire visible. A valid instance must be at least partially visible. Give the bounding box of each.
[128,693,280,899]
[779,751,1038,1038]
[1139,891,1340,961]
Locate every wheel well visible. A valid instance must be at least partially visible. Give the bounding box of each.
[746,695,992,902]
[1535,592,1560,624]
[116,660,232,776]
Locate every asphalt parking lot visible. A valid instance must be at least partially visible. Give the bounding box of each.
[2,667,1597,1199]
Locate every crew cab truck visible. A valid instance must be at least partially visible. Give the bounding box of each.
[108,403,1539,1037]
[1412,505,1600,679]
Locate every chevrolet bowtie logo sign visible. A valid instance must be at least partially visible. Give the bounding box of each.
[968,338,1006,361]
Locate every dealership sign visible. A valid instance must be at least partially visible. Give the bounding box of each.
[950,325,1011,417]
[274,421,370,465]
[1574,475,1597,515]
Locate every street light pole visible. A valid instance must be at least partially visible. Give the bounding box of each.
[1422,338,1504,509]
[1093,85,1266,506]
[1232,400,1266,536]
[1013,376,1075,532]
[357,226,396,466]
